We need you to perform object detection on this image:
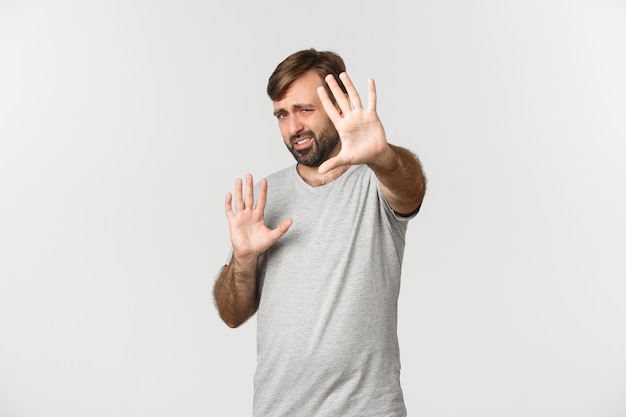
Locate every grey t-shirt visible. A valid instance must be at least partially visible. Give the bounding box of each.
[253,164,413,417]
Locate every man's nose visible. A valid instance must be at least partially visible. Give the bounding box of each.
[288,114,304,136]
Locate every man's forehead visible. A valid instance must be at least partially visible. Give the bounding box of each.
[285,71,325,96]
[273,74,324,108]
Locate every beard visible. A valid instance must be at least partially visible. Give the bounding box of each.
[286,121,340,167]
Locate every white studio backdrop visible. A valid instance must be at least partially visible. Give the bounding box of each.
[1,1,625,416]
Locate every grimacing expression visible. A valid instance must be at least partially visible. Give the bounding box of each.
[273,70,342,168]
[286,119,340,167]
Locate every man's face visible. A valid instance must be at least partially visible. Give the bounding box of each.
[272,70,340,167]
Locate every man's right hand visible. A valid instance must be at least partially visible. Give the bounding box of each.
[225,174,293,260]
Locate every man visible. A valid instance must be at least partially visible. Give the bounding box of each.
[213,48,426,417]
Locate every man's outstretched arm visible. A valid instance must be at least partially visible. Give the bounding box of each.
[318,72,426,215]
[368,143,426,216]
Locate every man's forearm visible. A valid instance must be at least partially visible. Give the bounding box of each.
[368,144,426,216]
[213,255,259,328]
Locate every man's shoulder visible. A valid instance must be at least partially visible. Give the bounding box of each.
[264,165,295,184]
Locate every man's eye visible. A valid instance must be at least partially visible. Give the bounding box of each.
[277,113,287,119]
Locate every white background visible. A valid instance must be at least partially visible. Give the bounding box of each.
[1,1,625,416]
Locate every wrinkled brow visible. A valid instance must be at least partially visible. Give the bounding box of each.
[273,103,317,117]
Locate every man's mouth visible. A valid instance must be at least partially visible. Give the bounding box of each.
[292,137,313,151]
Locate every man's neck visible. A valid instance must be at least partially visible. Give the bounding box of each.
[296,164,350,187]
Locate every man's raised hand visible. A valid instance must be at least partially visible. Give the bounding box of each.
[316,72,393,174]
[225,174,292,259]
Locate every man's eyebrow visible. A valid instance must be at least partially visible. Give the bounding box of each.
[273,103,316,117]
[273,107,286,117]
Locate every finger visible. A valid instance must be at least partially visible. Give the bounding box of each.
[244,173,254,210]
[255,178,268,212]
[318,155,346,175]
[224,192,234,220]
[367,78,377,112]
[317,85,340,121]
[271,218,293,240]
[324,74,352,114]
[234,178,244,213]
[339,72,363,110]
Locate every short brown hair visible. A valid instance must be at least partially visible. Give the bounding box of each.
[267,48,347,103]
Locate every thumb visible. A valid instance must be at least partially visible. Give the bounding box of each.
[271,218,293,240]
[318,156,343,174]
